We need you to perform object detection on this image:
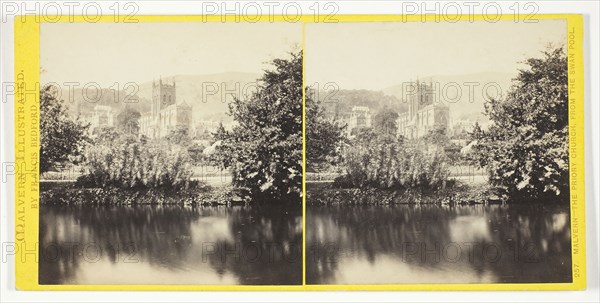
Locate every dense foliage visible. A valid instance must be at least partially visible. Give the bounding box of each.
[372,107,399,136]
[316,89,407,119]
[213,51,302,201]
[338,110,450,190]
[471,47,569,201]
[40,85,90,173]
[115,106,141,134]
[165,126,205,164]
[80,128,195,189]
[306,89,346,171]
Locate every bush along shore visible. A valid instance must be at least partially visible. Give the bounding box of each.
[306,181,509,206]
[40,181,248,206]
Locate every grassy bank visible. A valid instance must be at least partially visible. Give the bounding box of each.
[306,181,507,206]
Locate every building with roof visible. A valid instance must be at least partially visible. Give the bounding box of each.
[140,78,192,139]
[397,80,449,139]
[346,106,372,136]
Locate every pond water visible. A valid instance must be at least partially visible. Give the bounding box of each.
[39,205,302,285]
[306,204,572,284]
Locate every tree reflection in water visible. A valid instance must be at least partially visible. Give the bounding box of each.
[306,204,571,284]
[39,204,302,285]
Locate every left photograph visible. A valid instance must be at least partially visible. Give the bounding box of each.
[38,22,303,285]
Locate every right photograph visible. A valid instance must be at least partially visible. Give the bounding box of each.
[305,20,573,284]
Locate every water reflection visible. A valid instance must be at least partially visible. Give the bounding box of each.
[39,205,302,285]
[306,204,572,284]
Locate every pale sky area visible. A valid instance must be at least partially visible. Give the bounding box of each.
[41,22,301,86]
[305,19,567,90]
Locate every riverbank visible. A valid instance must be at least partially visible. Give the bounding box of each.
[40,181,248,206]
[306,181,508,206]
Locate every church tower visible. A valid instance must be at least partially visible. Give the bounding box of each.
[152,77,177,119]
[409,79,434,119]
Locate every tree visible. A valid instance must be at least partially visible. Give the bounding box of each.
[422,127,450,147]
[116,106,141,134]
[372,107,399,136]
[316,89,407,117]
[468,122,486,166]
[472,46,569,201]
[187,142,206,165]
[40,85,90,173]
[165,126,191,146]
[306,88,346,171]
[211,122,231,168]
[165,126,207,165]
[213,51,302,201]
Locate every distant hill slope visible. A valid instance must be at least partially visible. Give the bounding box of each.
[315,89,408,118]
[382,72,514,121]
[57,72,261,123]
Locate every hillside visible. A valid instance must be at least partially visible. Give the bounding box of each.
[382,72,514,121]
[56,72,261,122]
[315,89,408,118]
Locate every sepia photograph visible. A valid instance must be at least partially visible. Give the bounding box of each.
[38,22,303,285]
[305,20,572,284]
[4,0,597,300]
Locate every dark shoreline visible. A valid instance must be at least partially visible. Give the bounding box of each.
[40,181,301,207]
[306,181,499,206]
[40,181,567,207]
[306,182,568,206]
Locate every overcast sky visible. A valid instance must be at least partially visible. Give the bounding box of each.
[41,22,301,86]
[305,19,567,90]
